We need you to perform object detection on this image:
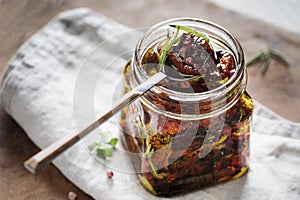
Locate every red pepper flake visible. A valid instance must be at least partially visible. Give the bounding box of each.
[106,170,114,178]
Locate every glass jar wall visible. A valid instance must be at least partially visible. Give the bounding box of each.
[120,18,254,196]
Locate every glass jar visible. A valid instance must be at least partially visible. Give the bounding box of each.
[120,18,254,196]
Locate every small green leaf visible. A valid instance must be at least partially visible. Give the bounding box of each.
[103,148,113,158]
[89,131,118,160]
[88,142,101,151]
[88,143,96,151]
[106,138,119,149]
[96,148,112,159]
[96,148,106,159]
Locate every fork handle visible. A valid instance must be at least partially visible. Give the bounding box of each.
[23,72,166,173]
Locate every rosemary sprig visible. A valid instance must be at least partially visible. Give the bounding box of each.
[169,24,209,42]
[247,49,289,76]
[144,145,168,179]
[143,144,153,158]
[159,26,180,70]
[159,30,171,69]
[268,49,289,67]
[148,157,168,179]
[143,144,168,179]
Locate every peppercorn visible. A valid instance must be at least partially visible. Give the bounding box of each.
[106,170,114,178]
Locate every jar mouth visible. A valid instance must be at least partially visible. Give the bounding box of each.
[133,17,245,102]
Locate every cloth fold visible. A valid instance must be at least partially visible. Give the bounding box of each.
[1,8,300,200]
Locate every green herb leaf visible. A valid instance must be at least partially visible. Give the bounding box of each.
[143,145,153,158]
[159,32,171,68]
[96,148,112,159]
[247,49,289,76]
[170,26,180,46]
[261,56,270,76]
[269,49,289,68]
[88,143,97,151]
[106,138,119,149]
[246,51,266,66]
[89,131,119,160]
[170,24,209,42]
[147,156,168,179]
[88,142,101,151]
[103,148,113,157]
[159,26,180,70]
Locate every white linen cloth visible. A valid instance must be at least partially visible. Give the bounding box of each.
[1,8,300,200]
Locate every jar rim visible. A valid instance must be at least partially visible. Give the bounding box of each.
[130,18,247,119]
[133,17,245,101]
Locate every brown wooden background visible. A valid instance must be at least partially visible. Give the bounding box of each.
[0,0,299,199]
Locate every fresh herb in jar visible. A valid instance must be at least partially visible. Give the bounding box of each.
[148,25,236,93]
[121,20,254,196]
[159,25,209,72]
[169,24,209,42]
[159,26,180,70]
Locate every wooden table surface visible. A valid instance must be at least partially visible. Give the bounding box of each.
[1,0,299,199]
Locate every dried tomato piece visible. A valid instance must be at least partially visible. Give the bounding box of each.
[168,53,200,75]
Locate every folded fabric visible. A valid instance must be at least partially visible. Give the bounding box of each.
[1,8,300,200]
